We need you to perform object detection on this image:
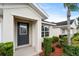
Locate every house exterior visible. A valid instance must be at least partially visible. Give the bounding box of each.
[56,19,78,37]
[41,19,78,39]
[41,20,57,42]
[0,3,48,56]
[0,3,78,56]
[42,20,56,37]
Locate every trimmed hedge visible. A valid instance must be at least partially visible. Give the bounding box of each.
[63,44,79,56]
[43,37,52,56]
[0,42,13,56]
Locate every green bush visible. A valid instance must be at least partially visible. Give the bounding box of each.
[52,36,59,43]
[63,44,79,56]
[59,35,67,38]
[56,43,62,48]
[43,37,52,56]
[71,33,79,44]
[72,33,79,37]
[0,42,13,56]
[52,47,55,52]
[59,35,67,45]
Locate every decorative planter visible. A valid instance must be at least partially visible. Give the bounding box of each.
[53,47,63,56]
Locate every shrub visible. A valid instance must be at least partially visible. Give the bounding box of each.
[0,43,6,56]
[72,33,79,37]
[42,42,44,48]
[52,36,59,43]
[0,42,13,56]
[43,37,52,56]
[59,35,67,45]
[56,43,62,48]
[59,35,67,38]
[63,45,79,56]
[52,47,55,52]
[71,33,79,44]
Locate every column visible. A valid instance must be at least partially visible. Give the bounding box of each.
[2,9,14,42]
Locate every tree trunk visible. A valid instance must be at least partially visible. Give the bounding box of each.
[67,7,71,45]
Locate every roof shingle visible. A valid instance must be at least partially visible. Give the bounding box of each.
[56,19,74,26]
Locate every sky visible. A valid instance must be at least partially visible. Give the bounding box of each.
[39,3,79,23]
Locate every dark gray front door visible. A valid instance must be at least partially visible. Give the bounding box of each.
[17,22,29,46]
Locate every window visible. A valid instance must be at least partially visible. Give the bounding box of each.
[41,25,49,37]
[62,29,65,34]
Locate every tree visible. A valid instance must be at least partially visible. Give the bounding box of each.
[64,3,79,45]
[77,17,79,30]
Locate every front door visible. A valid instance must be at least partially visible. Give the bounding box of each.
[17,22,29,46]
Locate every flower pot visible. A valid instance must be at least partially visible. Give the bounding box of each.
[52,42,63,56]
[53,47,63,56]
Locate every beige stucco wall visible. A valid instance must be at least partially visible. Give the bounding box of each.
[0,16,2,42]
[49,26,55,37]
[7,6,42,20]
[53,27,62,37]
[49,26,61,37]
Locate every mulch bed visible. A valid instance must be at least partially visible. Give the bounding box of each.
[39,42,63,56]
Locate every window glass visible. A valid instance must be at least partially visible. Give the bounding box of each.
[45,27,49,31]
[19,24,27,35]
[42,32,44,37]
[45,32,49,37]
[42,26,44,31]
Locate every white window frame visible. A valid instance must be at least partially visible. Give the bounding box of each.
[42,25,49,37]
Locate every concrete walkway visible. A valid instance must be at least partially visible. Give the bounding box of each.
[14,46,38,56]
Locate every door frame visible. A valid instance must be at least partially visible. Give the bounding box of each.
[15,21,31,48]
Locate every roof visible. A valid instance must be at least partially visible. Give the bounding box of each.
[42,20,56,26]
[56,19,74,26]
[28,3,48,19]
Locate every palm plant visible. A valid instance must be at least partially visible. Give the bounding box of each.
[64,3,79,45]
